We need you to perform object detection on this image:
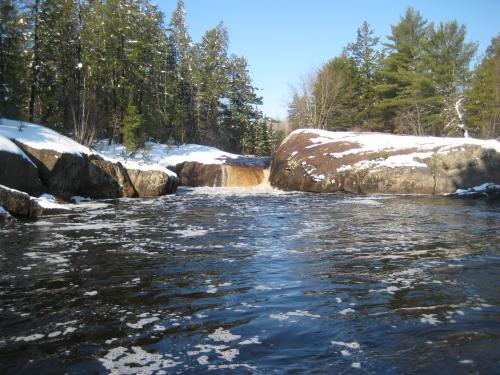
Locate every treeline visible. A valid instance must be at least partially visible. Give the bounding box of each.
[288,8,500,139]
[0,0,282,155]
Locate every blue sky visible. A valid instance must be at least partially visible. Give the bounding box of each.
[156,0,500,120]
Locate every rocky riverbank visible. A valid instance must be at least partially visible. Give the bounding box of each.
[269,129,500,195]
[2,120,499,219]
[0,119,270,219]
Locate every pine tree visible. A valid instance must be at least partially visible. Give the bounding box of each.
[346,21,381,129]
[423,21,477,136]
[376,7,432,134]
[220,54,261,152]
[0,0,30,119]
[169,0,196,142]
[122,96,143,153]
[195,23,229,146]
[465,35,500,138]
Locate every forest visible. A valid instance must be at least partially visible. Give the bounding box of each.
[0,0,282,155]
[288,8,500,139]
[1,3,499,158]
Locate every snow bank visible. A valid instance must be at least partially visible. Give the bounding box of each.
[95,141,240,169]
[0,118,91,155]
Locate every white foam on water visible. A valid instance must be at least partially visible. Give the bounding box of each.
[197,355,209,365]
[459,359,474,365]
[420,314,440,325]
[208,328,241,343]
[331,341,360,349]
[99,346,181,374]
[126,317,159,329]
[238,336,261,345]
[218,348,239,362]
[270,313,289,321]
[172,226,209,238]
[14,333,44,342]
[339,308,355,315]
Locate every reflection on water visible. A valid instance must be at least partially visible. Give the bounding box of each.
[0,188,499,374]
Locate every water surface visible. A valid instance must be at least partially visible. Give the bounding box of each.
[0,187,499,374]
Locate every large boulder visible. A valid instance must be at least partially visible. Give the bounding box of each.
[81,154,137,199]
[16,144,139,199]
[0,135,45,196]
[126,167,178,197]
[15,142,87,197]
[174,157,271,187]
[270,129,500,194]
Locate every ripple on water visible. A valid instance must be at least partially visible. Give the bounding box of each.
[0,190,498,373]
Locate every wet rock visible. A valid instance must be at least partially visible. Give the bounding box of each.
[174,157,271,187]
[0,184,37,218]
[126,168,178,197]
[0,136,45,196]
[270,130,500,194]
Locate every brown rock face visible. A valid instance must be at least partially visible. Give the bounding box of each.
[174,157,271,187]
[14,142,139,199]
[126,169,178,197]
[0,150,45,196]
[0,185,37,218]
[14,142,87,197]
[81,155,137,198]
[270,130,500,194]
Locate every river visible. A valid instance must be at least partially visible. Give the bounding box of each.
[0,187,499,374]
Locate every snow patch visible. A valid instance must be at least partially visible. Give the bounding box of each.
[0,133,36,166]
[95,140,242,170]
[0,118,91,155]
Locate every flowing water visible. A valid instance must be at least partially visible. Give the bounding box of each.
[0,187,499,374]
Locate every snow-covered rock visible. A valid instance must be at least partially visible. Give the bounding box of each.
[95,141,270,187]
[0,134,45,196]
[451,183,500,199]
[0,119,177,198]
[270,129,500,194]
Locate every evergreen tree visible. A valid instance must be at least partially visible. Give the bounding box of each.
[465,35,500,138]
[345,21,381,129]
[376,7,432,134]
[169,0,195,142]
[0,0,30,119]
[220,54,262,152]
[423,21,477,136]
[122,96,143,153]
[194,23,229,146]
